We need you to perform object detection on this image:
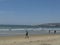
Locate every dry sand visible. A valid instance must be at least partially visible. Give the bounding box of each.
[0,34,60,45]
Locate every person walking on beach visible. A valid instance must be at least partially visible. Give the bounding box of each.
[49,30,50,34]
[25,30,29,39]
[54,30,56,34]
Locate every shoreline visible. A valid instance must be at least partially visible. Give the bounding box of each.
[0,34,59,40]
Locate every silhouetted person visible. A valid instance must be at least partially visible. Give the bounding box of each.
[54,30,56,34]
[49,30,50,34]
[25,30,29,39]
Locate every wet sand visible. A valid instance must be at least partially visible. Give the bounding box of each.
[0,34,60,45]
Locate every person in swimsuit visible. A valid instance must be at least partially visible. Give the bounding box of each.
[54,30,56,34]
[25,30,29,39]
[49,30,50,34]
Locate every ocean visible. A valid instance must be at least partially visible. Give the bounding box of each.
[0,28,60,36]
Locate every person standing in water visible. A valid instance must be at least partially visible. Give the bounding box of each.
[54,30,56,34]
[49,30,50,34]
[25,30,29,39]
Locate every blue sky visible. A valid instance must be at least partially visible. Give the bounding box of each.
[0,0,60,25]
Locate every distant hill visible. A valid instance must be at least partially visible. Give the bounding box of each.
[37,23,60,28]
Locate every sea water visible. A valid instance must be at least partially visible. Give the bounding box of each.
[0,28,60,36]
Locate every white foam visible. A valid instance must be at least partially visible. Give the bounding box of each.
[0,29,9,31]
[11,29,25,31]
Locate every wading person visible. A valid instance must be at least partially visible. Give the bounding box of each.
[25,30,29,39]
[49,30,50,34]
[54,30,56,34]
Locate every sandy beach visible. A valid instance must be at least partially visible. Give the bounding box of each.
[0,34,60,45]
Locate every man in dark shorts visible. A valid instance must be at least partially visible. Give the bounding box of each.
[49,30,51,34]
[25,30,29,39]
[54,30,56,34]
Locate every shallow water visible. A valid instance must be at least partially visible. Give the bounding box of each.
[0,29,60,36]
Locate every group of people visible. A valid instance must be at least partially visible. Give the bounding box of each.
[49,30,56,34]
[25,30,57,39]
